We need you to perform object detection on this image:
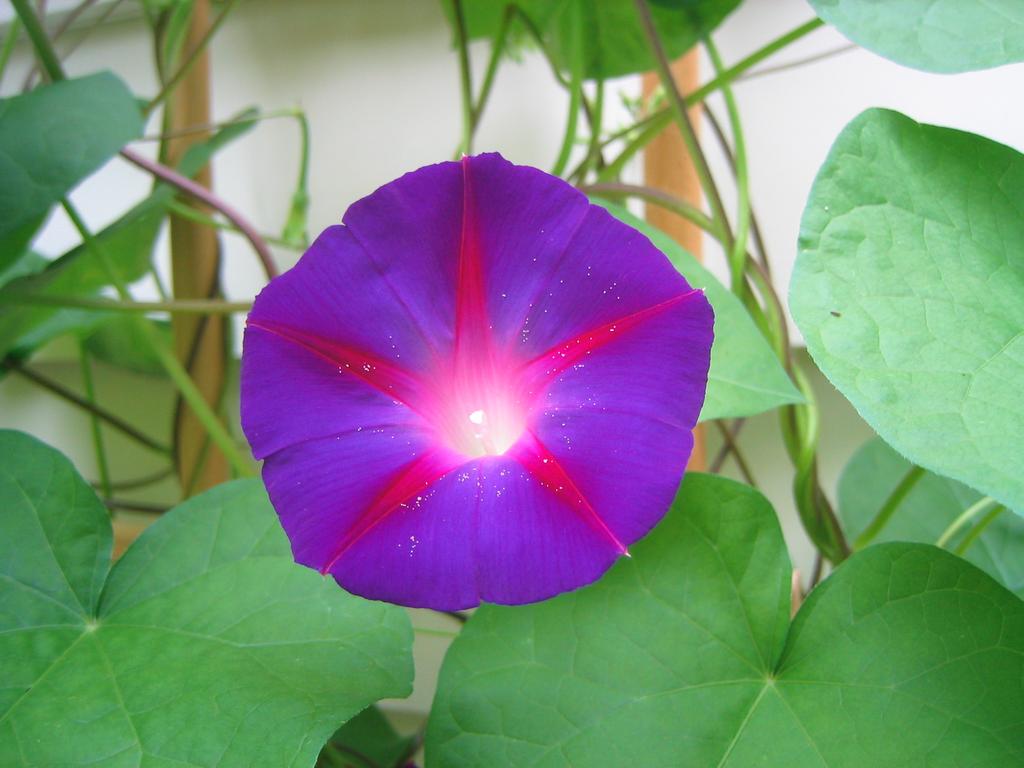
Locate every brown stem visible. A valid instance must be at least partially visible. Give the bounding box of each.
[120,147,278,280]
[4,358,171,455]
[710,418,746,473]
[712,420,756,485]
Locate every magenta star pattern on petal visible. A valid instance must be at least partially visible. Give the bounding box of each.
[240,153,713,610]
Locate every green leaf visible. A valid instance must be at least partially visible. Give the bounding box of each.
[0,430,414,767]
[453,0,741,80]
[0,250,46,290]
[83,315,173,376]
[839,436,1024,598]
[325,706,416,767]
[0,107,260,363]
[600,202,801,420]
[808,0,1024,73]
[791,108,1024,516]
[0,73,143,273]
[427,473,1024,767]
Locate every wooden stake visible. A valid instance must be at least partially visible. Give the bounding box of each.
[164,0,229,493]
[642,51,706,471]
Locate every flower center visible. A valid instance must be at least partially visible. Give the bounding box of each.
[431,352,527,459]
[445,397,524,458]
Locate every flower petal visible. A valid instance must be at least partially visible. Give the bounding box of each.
[342,160,465,358]
[328,456,624,609]
[261,426,439,572]
[242,152,715,610]
[247,225,439,369]
[241,324,426,459]
[526,290,713,544]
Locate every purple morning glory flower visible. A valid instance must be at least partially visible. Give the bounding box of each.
[240,153,713,610]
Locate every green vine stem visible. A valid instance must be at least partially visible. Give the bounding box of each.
[470,4,514,138]
[579,182,719,236]
[450,0,475,156]
[954,504,1006,556]
[551,1,584,177]
[936,497,999,549]
[704,37,751,301]
[633,0,732,254]
[596,17,824,183]
[854,465,924,549]
[78,340,112,500]
[167,199,301,251]
[144,0,240,114]
[10,0,63,82]
[281,108,311,248]
[60,198,254,478]
[120,147,279,280]
[0,16,21,84]
[623,9,847,562]
[0,293,253,314]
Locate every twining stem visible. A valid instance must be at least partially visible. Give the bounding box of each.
[168,199,301,250]
[78,341,112,499]
[551,2,584,177]
[4,358,171,455]
[597,17,824,182]
[854,465,924,549]
[705,37,750,300]
[61,199,254,478]
[11,0,263,480]
[140,107,296,142]
[0,293,253,314]
[93,467,174,492]
[710,419,746,473]
[739,42,857,83]
[633,0,731,253]
[19,0,98,89]
[702,105,772,279]
[621,12,845,560]
[450,0,475,156]
[104,497,168,514]
[120,147,279,280]
[145,0,240,114]
[954,505,1006,556]
[937,497,997,549]
[469,4,513,135]
[283,107,311,247]
[580,182,718,235]
[713,420,756,486]
[10,0,63,81]
[0,17,21,84]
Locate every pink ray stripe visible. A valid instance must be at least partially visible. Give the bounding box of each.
[320,448,466,574]
[454,156,491,357]
[520,289,704,387]
[248,320,432,416]
[509,430,629,555]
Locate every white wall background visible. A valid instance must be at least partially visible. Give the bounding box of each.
[2,0,1022,717]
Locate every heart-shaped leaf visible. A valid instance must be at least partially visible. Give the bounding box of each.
[0,73,142,273]
[0,430,413,767]
[0,107,259,364]
[791,108,1024,516]
[451,0,741,80]
[839,436,1024,598]
[602,202,801,420]
[427,473,1024,766]
[809,0,1024,73]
